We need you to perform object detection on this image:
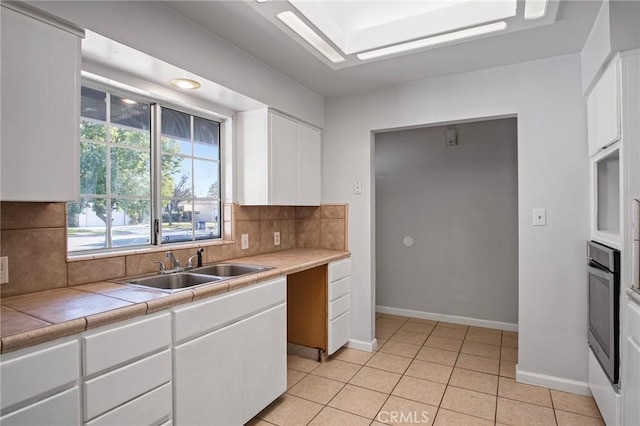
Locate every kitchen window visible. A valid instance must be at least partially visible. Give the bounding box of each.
[67,85,221,253]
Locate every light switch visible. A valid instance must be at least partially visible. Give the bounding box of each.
[354,181,362,195]
[533,208,547,226]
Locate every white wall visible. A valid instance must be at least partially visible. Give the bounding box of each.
[375,119,518,324]
[323,54,590,387]
[28,0,324,127]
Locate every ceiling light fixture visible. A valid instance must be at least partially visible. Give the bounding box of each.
[121,98,138,105]
[357,21,508,61]
[277,11,345,63]
[524,0,548,19]
[255,0,269,2]
[170,78,201,89]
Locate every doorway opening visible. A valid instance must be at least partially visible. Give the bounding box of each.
[373,117,519,328]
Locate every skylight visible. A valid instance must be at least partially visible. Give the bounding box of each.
[289,0,517,55]
[251,0,559,69]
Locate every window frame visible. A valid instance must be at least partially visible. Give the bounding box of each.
[69,80,224,255]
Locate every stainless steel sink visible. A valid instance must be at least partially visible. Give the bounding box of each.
[190,263,271,277]
[118,263,271,293]
[125,273,222,293]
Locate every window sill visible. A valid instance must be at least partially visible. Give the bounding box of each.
[67,239,235,262]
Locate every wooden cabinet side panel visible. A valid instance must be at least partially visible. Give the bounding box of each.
[287,266,328,351]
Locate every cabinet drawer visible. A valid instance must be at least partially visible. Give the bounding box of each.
[628,300,640,345]
[173,277,286,342]
[328,311,351,355]
[0,387,80,426]
[0,340,79,411]
[83,313,171,376]
[329,277,350,302]
[329,259,351,283]
[84,350,171,421]
[329,294,350,321]
[86,382,171,426]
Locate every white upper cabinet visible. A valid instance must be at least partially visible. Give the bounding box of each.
[0,4,83,201]
[237,108,321,206]
[587,58,620,156]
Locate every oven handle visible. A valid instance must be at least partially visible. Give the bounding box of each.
[588,260,613,277]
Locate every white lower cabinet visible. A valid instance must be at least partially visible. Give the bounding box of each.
[0,277,290,426]
[623,299,640,426]
[0,387,81,426]
[242,304,287,423]
[328,259,352,355]
[86,383,171,426]
[174,321,244,425]
[173,277,287,425]
[0,340,81,425]
[81,312,173,425]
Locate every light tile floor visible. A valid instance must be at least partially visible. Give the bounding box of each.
[251,314,604,425]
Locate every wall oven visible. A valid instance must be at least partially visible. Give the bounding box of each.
[587,240,620,385]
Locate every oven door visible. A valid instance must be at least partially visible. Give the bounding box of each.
[587,261,618,383]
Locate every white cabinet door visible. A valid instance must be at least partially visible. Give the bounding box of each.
[237,108,321,206]
[588,59,620,156]
[0,387,80,426]
[0,340,79,412]
[270,112,299,205]
[242,304,287,423]
[0,5,81,201]
[623,300,640,426]
[298,124,322,206]
[173,322,244,426]
[327,259,352,355]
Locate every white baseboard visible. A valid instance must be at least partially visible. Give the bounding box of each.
[347,338,377,352]
[517,366,591,396]
[376,305,518,332]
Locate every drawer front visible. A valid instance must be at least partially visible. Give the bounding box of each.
[329,294,350,321]
[329,277,350,302]
[173,277,286,342]
[83,313,171,376]
[329,258,351,283]
[628,300,640,345]
[0,387,80,426]
[86,383,171,426]
[84,349,171,421]
[0,340,79,411]
[328,311,351,355]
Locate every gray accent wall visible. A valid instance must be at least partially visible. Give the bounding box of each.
[375,118,518,324]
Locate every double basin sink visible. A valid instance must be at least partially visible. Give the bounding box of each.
[119,264,271,293]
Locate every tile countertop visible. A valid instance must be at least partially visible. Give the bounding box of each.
[0,248,350,354]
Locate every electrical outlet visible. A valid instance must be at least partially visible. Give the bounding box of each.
[241,234,249,250]
[0,256,8,285]
[274,231,280,246]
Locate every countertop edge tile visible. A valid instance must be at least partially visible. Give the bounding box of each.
[0,249,350,352]
[85,303,149,330]
[1,318,87,354]
[145,290,194,314]
[191,282,230,301]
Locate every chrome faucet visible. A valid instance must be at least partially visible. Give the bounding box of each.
[187,248,205,269]
[166,251,180,269]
